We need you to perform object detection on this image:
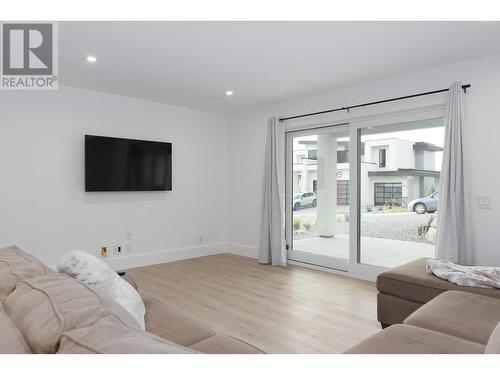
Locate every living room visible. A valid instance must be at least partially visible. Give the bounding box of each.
[2,1,500,373]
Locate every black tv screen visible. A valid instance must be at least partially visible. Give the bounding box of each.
[85,135,172,192]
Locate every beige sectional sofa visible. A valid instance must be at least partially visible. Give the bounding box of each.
[377,257,500,327]
[346,258,500,354]
[0,245,263,354]
[5,245,500,355]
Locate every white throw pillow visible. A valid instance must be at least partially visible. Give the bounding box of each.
[57,250,146,330]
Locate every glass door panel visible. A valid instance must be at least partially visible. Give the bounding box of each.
[358,118,444,268]
[287,125,350,270]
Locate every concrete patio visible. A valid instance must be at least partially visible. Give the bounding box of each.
[293,234,435,268]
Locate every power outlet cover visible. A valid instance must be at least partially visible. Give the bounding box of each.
[477,196,492,209]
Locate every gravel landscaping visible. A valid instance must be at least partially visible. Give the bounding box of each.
[293,207,434,243]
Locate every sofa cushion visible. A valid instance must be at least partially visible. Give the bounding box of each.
[144,297,215,347]
[344,324,485,354]
[377,257,500,304]
[3,273,140,353]
[0,305,31,353]
[0,245,51,300]
[189,335,264,354]
[58,315,195,354]
[485,322,500,354]
[404,290,500,345]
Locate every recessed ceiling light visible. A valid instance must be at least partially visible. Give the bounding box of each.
[85,56,97,63]
[225,90,234,96]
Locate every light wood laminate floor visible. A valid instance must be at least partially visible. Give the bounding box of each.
[126,253,381,353]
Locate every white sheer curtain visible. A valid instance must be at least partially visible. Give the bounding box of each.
[436,82,473,265]
[259,117,287,266]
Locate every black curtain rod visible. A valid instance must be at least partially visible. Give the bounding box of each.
[279,84,471,122]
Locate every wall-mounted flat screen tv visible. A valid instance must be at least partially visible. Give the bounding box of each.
[85,135,172,192]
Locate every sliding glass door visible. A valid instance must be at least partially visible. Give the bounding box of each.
[286,124,350,271]
[284,111,446,277]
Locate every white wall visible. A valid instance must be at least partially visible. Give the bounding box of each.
[365,139,415,170]
[227,53,500,266]
[394,140,415,170]
[2,53,500,270]
[0,86,228,268]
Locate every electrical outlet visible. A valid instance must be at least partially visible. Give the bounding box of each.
[126,230,132,241]
[199,235,203,244]
[112,246,122,255]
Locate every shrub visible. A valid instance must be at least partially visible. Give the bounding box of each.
[293,218,301,231]
[303,222,313,231]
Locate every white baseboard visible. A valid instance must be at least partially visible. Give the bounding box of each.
[224,243,259,259]
[106,242,260,270]
[105,243,227,270]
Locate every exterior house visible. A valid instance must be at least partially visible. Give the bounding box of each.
[292,138,442,210]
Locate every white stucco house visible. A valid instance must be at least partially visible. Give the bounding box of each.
[293,138,442,211]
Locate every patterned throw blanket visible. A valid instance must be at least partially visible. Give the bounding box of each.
[426,259,500,289]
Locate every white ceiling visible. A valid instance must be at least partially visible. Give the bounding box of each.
[60,22,500,114]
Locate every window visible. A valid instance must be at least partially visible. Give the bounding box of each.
[378,148,387,168]
[337,180,349,205]
[374,182,402,206]
[337,149,349,163]
[308,149,317,160]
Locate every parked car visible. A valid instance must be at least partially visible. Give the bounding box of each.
[408,192,439,214]
[293,192,317,211]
